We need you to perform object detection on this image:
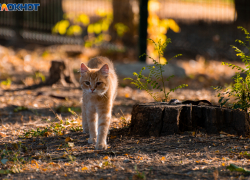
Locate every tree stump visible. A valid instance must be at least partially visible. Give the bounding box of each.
[46,60,79,87]
[19,60,79,90]
[130,102,250,137]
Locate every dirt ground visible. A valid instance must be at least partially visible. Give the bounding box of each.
[0,44,250,180]
[0,85,250,180]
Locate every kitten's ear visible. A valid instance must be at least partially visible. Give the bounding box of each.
[100,64,109,76]
[81,63,89,75]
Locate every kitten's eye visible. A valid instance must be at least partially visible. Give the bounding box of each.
[96,82,102,86]
[84,81,90,85]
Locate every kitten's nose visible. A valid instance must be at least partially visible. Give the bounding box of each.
[91,89,95,92]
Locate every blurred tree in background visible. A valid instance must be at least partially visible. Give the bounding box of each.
[235,0,250,28]
[110,0,137,46]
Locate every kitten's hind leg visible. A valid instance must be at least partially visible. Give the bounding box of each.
[87,110,97,144]
[82,102,89,133]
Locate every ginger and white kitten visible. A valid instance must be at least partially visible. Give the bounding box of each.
[80,56,118,150]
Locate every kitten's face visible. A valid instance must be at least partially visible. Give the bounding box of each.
[80,63,109,95]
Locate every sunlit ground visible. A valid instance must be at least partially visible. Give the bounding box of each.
[63,0,235,23]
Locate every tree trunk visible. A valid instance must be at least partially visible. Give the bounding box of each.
[235,0,250,29]
[110,0,136,46]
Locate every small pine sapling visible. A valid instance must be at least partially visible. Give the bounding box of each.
[124,38,188,102]
[213,26,250,112]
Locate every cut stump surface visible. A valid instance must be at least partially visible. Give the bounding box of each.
[130,102,250,137]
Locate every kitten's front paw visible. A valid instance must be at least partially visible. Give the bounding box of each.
[95,143,107,150]
[88,138,96,144]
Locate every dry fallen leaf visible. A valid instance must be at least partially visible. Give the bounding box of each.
[81,166,88,171]
[110,135,116,139]
[103,156,109,160]
[62,154,67,158]
[31,160,39,168]
[0,132,7,137]
[41,168,47,172]
[44,131,51,137]
[31,160,37,164]
[65,137,73,142]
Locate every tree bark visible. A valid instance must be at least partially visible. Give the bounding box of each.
[46,60,79,87]
[130,102,250,137]
[110,0,136,46]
